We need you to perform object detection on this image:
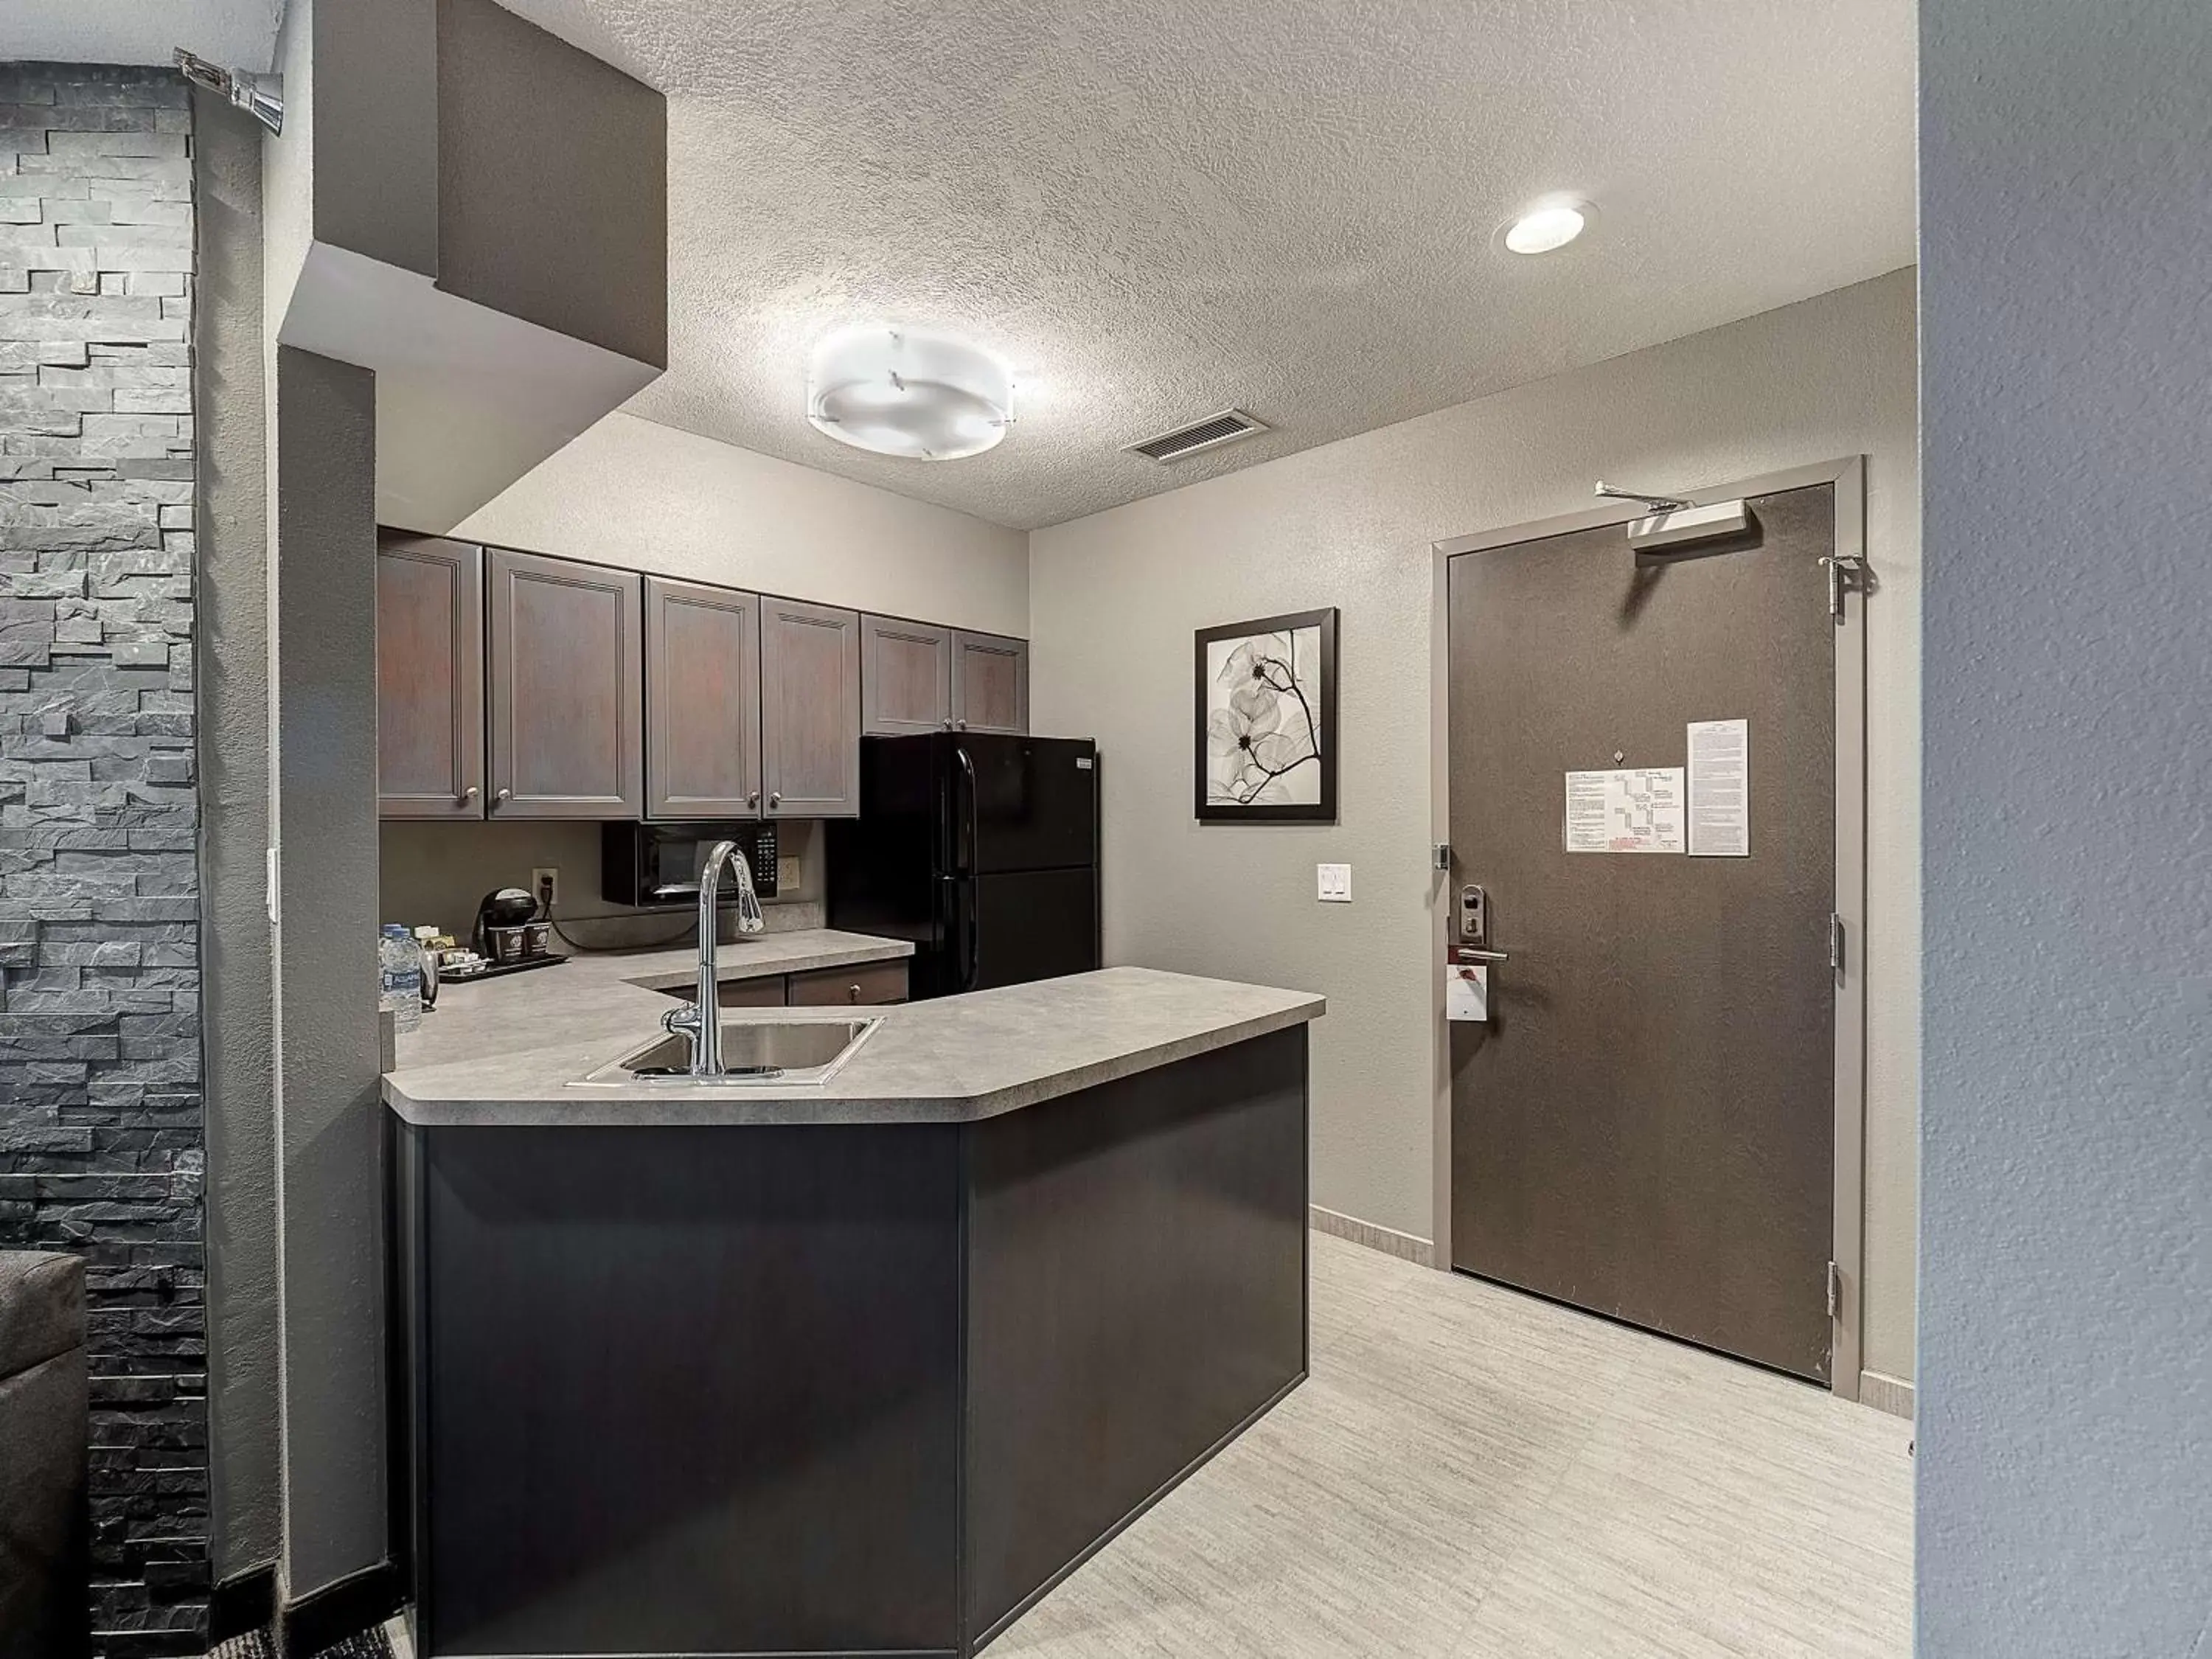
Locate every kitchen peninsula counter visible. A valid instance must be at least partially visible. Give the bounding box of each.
[388,963,1323,1659]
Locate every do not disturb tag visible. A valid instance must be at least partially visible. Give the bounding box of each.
[1445,962,1488,1023]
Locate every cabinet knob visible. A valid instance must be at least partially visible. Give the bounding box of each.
[942,718,953,729]
[955,719,968,731]
[848,983,861,1004]
[747,790,760,807]
[494,787,512,804]
[768,791,782,810]
[459,785,479,803]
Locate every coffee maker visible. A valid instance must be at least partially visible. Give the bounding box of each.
[471,887,552,964]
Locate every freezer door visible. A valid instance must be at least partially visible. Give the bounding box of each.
[956,736,1097,875]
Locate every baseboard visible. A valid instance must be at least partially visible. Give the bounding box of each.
[1310,1204,1436,1267]
[1859,1368,1916,1420]
[280,1559,404,1658]
[209,1564,278,1644]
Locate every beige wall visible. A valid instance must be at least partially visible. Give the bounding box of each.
[1029,270,1921,1382]
[454,410,1030,636]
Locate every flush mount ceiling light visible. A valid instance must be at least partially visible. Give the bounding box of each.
[806,327,1014,461]
[1500,198,1593,255]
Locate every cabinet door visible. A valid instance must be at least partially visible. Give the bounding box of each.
[378,532,485,818]
[861,615,953,736]
[951,631,1029,734]
[487,548,643,818]
[645,575,762,820]
[759,597,862,818]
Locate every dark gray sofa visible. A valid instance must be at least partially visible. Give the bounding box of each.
[0,1252,88,1659]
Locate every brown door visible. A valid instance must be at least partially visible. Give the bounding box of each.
[759,597,862,818]
[487,547,643,818]
[377,532,486,818]
[951,630,1029,734]
[1447,484,1837,1381]
[644,575,762,820]
[861,614,953,736]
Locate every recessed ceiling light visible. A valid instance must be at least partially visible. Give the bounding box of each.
[1500,200,1592,255]
[807,326,1014,461]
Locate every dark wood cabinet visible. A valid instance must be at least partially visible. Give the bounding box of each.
[487,548,643,818]
[377,533,487,818]
[787,960,909,1006]
[759,597,862,818]
[951,630,1029,734]
[644,575,762,820]
[860,614,954,736]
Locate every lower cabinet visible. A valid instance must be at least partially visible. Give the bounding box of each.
[787,960,911,1007]
[678,960,911,1007]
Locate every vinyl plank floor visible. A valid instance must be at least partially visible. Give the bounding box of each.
[990,1232,1912,1659]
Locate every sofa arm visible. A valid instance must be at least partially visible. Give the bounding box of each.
[0,1252,89,1659]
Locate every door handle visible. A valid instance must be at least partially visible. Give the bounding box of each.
[1455,947,1511,964]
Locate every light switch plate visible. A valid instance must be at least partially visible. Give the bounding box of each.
[1317,863,1352,902]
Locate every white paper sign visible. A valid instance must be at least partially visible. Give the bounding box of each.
[1564,768,1686,854]
[1688,719,1750,858]
[1445,963,1489,1022]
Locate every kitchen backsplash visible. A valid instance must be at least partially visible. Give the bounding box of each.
[379,817,825,950]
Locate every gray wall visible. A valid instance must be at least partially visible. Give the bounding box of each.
[0,63,212,1652]
[435,0,667,369]
[192,91,280,1586]
[1917,1,2212,1650]
[456,413,1030,639]
[1031,271,1924,1385]
[266,345,385,1596]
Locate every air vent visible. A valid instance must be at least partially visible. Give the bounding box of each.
[1124,408,1268,463]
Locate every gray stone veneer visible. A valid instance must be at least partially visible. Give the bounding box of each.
[0,64,208,1658]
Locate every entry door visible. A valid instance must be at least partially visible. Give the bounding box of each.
[1447,484,1837,1381]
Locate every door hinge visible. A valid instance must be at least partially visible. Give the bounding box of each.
[1826,1259,1843,1320]
[1818,552,1867,620]
[1829,913,1846,974]
[1432,842,1452,872]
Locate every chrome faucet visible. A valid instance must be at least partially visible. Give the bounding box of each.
[661,839,767,1077]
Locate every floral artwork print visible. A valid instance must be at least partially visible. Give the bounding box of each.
[1205,625,1324,807]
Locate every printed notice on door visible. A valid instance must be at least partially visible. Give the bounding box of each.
[1564,768,1686,854]
[1687,719,1750,857]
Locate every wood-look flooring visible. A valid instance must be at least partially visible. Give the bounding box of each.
[990,1231,1913,1659]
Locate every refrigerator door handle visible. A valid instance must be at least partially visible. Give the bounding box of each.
[955,745,978,877]
[964,878,982,992]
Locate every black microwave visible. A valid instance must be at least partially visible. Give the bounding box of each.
[601,821,779,911]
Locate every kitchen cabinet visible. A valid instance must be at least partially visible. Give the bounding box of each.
[378,533,487,818]
[860,614,954,736]
[951,630,1029,734]
[787,960,910,1006]
[487,548,644,818]
[759,597,863,818]
[644,576,762,820]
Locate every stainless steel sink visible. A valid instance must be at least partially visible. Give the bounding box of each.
[571,1018,880,1088]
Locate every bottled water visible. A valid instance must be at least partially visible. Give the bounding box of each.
[379,923,423,1034]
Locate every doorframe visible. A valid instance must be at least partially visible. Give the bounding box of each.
[1427,456,1870,1400]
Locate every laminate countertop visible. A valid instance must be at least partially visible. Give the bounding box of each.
[382,958,1325,1129]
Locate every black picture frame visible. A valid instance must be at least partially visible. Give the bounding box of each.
[1194,608,1338,824]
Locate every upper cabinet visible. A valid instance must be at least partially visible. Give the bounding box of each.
[950,630,1029,735]
[487,548,644,818]
[645,576,762,820]
[377,533,486,818]
[759,598,863,818]
[860,615,954,736]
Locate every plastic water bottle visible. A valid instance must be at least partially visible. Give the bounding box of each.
[379,924,423,1034]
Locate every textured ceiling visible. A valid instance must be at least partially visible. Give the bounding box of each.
[7,1,286,71]
[507,0,1916,529]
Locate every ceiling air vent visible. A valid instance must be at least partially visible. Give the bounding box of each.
[1124,408,1268,463]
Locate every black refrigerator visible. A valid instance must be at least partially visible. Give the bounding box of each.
[827,733,1100,1000]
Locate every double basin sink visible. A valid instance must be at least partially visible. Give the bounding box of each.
[572,1017,881,1088]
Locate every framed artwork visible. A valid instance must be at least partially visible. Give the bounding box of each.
[1194,608,1338,823]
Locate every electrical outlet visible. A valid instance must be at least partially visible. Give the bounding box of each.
[1317,863,1352,902]
[532,866,559,913]
[777,856,802,891]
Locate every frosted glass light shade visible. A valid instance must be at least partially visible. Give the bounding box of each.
[806,327,1014,460]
